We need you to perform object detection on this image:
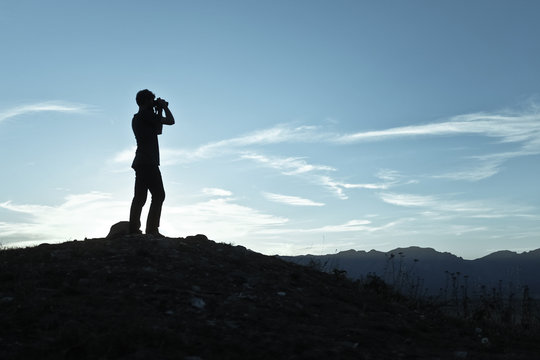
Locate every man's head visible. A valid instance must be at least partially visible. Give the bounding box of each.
[136,89,155,108]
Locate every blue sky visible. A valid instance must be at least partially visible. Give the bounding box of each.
[1,1,540,259]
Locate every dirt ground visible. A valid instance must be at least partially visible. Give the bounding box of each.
[0,235,538,359]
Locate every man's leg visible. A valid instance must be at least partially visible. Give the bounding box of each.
[145,166,165,234]
[129,168,148,234]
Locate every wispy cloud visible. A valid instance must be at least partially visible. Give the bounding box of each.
[379,192,501,214]
[379,192,536,219]
[316,176,369,200]
[379,192,437,208]
[111,123,331,166]
[307,219,375,233]
[432,159,503,181]
[257,218,403,236]
[169,124,327,162]
[335,109,540,181]
[0,191,289,249]
[241,152,335,174]
[327,169,414,192]
[0,101,91,123]
[109,105,540,205]
[242,152,378,199]
[0,188,400,255]
[114,106,540,164]
[111,146,136,164]
[0,192,125,246]
[334,111,540,145]
[263,192,325,207]
[162,197,289,240]
[202,188,233,197]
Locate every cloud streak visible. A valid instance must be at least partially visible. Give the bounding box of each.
[334,111,540,145]
[0,192,125,246]
[336,110,540,180]
[432,159,503,181]
[0,101,91,124]
[241,152,383,199]
[0,191,289,250]
[379,192,499,214]
[257,218,403,237]
[263,192,325,207]
[113,106,540,162]
[202,188,233,197]
[378,191,536,219]
[240,152,335,174]
[112,105,540,183]
[164,124,327,163]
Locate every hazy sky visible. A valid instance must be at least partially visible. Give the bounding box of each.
[1,1,540,259]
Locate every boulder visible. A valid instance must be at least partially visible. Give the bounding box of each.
[106,221,130,239]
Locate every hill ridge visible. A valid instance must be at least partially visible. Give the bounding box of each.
[0,235,537,359]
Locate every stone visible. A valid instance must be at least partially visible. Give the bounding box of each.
[106,221,130,239]
[190,297,206,310]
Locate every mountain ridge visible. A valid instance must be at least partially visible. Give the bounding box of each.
[282,246,540,297]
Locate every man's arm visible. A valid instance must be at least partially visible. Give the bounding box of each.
[161,106,175,125]
[156,98,175,125]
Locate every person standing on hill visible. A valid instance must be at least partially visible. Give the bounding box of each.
[129,89,175,236]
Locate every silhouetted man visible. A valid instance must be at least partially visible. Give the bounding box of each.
[129,89,175,236]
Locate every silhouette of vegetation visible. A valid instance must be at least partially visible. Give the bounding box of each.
[363,253,540,336]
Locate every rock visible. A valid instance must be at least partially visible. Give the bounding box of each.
[106,221,130,239]
[185,234,208,242]
[0,296,14,303]
[190,297,206,310]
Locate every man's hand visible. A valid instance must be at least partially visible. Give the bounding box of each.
[158,98,175,126]
[155,98,169,109]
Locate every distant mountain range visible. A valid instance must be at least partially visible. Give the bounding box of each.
[282,247,540,298]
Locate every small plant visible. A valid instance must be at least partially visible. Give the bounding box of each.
[376,254,540,333]
[383,252,425,301]
[362,273,393,297]
[305,254,342,276]
[306,258,330,272]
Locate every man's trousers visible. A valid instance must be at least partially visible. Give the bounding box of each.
[129,164,165,234]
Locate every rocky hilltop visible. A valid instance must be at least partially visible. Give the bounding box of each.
[0,235,538,359]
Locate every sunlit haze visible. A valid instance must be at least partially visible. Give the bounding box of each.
[1,1,540,259]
